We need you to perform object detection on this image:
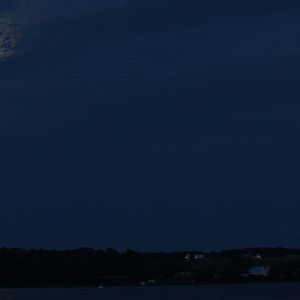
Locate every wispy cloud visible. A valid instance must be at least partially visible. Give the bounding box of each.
[0,1,34,60]
[0,0,129,60]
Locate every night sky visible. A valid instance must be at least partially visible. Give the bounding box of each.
[0,0,300,251]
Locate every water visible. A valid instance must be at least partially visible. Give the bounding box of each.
[0,283,300,300]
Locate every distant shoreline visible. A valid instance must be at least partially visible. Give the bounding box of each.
[0,247,299,288]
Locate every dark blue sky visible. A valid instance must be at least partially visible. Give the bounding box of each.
[0,0,300,251]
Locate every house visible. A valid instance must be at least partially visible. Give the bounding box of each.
[185,254,192,260]
[185,253,205,261]
[242,253,262,260]
[249,266,270,277]
[194,254,205,260]
[254,254,262,260]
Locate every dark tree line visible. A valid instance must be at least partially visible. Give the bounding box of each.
[0,247,300,287]
[0,248,184,287]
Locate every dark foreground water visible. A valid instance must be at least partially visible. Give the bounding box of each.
[0,284,300,300]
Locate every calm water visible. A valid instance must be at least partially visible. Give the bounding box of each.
[0,284,300,300]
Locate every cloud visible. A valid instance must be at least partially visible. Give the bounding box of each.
[0,0,131,59]
[1,0,299,60]
[1,0,300,131]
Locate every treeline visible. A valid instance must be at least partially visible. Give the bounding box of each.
[0,248,182,287]
[0,247,300,287]
[210,247,300,259]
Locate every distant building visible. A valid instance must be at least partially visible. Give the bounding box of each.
[287,254,300,259]
[185,253,205,261]
[242,253,262,260]
[249,266,270,277]
[185,254,191,260]
[194,254,205,260]
[175,271,196,279]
